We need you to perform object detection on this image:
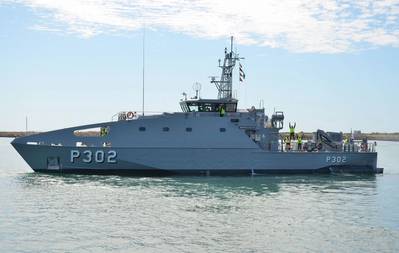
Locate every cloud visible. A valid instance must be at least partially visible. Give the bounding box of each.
[4,0,399,53]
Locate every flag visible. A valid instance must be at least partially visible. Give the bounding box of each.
[239,63,246,82]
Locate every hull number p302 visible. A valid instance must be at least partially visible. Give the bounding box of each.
[70,150,117,163]
[326,155,347,163]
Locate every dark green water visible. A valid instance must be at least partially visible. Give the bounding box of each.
[1,138,398,252]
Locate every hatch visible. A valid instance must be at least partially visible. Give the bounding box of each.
[47,156,60,170]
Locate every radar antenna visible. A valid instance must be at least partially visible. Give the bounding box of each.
[211,36,243,99]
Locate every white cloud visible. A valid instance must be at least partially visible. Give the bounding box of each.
[4,0,399,53]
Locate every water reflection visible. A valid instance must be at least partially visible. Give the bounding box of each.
[6,172,398,253]
[15,172,378,198]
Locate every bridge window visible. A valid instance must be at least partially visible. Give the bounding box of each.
[220,128,226,132]
[139,127,146,132]
[186,127,192,132]
[180,101,237,113]
[225,103,237,112]
[163,127,170,132]
[198,103,214,112]
[188,104,199,112]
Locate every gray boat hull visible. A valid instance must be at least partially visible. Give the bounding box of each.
[12,142,379,175]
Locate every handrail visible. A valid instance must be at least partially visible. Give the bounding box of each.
[279,139,377,153]
[111,111,174,121]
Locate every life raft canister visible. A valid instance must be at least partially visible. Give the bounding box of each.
[127,111,134,119]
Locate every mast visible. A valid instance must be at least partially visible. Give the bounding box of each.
[142,26,145,116]
[211,36,242,99]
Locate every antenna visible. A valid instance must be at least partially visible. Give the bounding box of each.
[181,92,187,101]
[142,26,145,116]
[192,82,202,99]
[230,36,233,53]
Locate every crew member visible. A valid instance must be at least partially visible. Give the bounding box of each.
[100,127,108,137]
[289,122,296,140]
[219,105,225,117]
[297,134,303,151]
[361,137,368,152]
[284,136,291,151]
[343,136,349,152]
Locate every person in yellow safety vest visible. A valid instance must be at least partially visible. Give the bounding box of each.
[100,127,108,137]
[289,122,296,140]
[219,105,225,117]
[284,136,291,151]
[343,136,349,151]
[297,134,303,151]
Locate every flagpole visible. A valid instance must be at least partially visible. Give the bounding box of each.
[142,25,145,116]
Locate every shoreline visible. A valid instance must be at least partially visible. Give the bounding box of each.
[1,131,399,142]
[0,132,40,138]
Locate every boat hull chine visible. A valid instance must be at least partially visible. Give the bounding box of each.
[32,166,378,176]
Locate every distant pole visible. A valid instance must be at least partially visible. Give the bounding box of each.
[230,36,233,53]
[25,116,28,135]
[142,26,145,116]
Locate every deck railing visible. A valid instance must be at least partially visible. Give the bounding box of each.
[111,111,169,121]
[279,140,377,153]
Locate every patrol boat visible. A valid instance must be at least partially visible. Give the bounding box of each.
[12,37,383,175]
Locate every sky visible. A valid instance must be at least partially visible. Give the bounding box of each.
[1,0,399,133]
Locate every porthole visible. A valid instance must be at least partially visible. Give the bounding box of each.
[163,127,170,132]
[139,127,146,131]
[220,128,226,132]
[186,127,192,132]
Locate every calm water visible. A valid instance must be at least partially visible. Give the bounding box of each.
[0,138,399,253]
